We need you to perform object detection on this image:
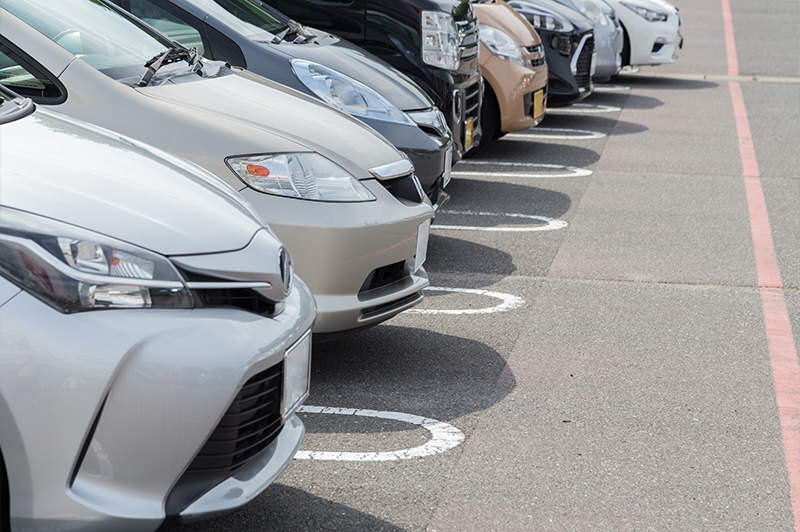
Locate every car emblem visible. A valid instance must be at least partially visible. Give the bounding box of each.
[279,247,293,295]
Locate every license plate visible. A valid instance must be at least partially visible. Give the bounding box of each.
[442,147,453,188]
[533,89,544,118]
[413,219,430,272]
[464,118,474,151]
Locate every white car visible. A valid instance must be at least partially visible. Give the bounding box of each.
[605,0,682,67]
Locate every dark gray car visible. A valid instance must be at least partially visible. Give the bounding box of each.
[108,0,454,208]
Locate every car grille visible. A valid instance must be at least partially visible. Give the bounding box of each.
[177,269,278,317]
[165,363,284,515]
[188,364,283,474]
[525,45,545,68]
[360,260,410,294]
[457,18,480,62]
[574,34,594,90]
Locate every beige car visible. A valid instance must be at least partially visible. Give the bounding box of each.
[0,0,433,337]
[471,0,549,154]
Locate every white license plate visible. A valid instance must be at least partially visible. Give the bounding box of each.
[413,219,430,272]
[442,147,453,188]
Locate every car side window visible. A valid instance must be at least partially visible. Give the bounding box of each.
[0,40,65,104]
[125,0,207,56]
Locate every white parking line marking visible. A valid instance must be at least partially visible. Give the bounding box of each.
[454,161,592,178]
[294,407,465,461]
[546,104,622,114]
[432,210,568,232]
[505,128,606,140]
[407,286,526,315]
[593,85,631,93]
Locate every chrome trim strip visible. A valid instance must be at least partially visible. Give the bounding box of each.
[185,281,272,289]
[570,33,592,75]
[369,159,414,180]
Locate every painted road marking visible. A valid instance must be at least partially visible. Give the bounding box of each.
[407,287,526,315]
[546,104,622,115]
[723,0,800,527]
[294,407,465,461]
[432,210,568,232]
[453,161,592,179]
[593,85,632,93]
[505,128,606,140]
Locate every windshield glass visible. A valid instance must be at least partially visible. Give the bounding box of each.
[192,0,289,41]
[3,0,180,82]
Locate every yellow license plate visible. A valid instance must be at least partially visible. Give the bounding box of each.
[465,118,474,151]
[533,89,544,118]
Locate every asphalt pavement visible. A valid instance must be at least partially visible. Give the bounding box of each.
[176,0,800,529]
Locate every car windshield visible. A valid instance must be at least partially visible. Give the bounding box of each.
[191,0,290,41]
[2,0,186,83]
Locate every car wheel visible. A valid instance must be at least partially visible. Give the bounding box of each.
[0,450,9,532]
[620,24,631,68]
[465,81,499,158]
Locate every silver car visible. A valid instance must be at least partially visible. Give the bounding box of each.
[0,0,434,336]
[0,88,315,530]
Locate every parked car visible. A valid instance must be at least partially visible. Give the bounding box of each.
[261,0,483,159]
[107,0,454,209]
[508,0,596,105]
[0,85,315,530]
[604,0,682,67]
[551,0,623,80]
[469,0,548,154]
[0,0,434,337]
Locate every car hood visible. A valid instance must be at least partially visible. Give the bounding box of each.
[273,28,436,112]
[512,0,594,30]
[137,70,404,178]
[1,107,267,256]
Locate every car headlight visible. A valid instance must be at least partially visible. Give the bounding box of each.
[227,152,377,202]
[479,25,527,67]
[291,60,414,125]
[509,2,574,33]
[572,0,611,26]
[421,11,460,70]
[0,207,192,313]
[620,2,668,21]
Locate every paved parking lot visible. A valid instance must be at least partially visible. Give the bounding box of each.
[177,0,799,529]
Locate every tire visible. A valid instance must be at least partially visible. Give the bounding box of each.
[464,81,499,158]
[620,24,631,68]
[0,450,9,532]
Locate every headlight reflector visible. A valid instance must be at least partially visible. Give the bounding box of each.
[228,153,376,202]
[421,11,460,70]
[620,2,668,21]
[479,25,527,67]
[291,60,414,125]
[0,207,192,312]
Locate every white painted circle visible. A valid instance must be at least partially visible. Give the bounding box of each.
[546,104,621,114]
[407,286,526,315]
[294,406,465,461]
[505,128,606,140]
[432,210,568,232]
[593,85,631,93]
[454,161,592,179]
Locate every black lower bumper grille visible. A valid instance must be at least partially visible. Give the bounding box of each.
[360,260,410,294]
[165,364,284,515]
[574,35,594,90]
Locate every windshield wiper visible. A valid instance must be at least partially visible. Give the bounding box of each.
[271,21,316,44]
[138,47,200,87]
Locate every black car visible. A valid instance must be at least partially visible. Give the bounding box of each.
[261,0,483,160]
[109,0,454,208]
[508,0,595,105]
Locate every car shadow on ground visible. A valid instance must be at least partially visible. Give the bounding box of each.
[425,234,516,276]
[470,139,602,167]
[614,74,720,91]
[172,483,406,532]
[438,179,572,220]
[308,325,514,424]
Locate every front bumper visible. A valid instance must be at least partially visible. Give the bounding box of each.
[241,179,434,334]
[593,19,624,79]
[538,29,595,106]
[0,277,315,531]
[480,47,549,133]
[620,8,682,66]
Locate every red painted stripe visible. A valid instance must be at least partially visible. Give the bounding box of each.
[721,0,739,76]
[723,2,800,528]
